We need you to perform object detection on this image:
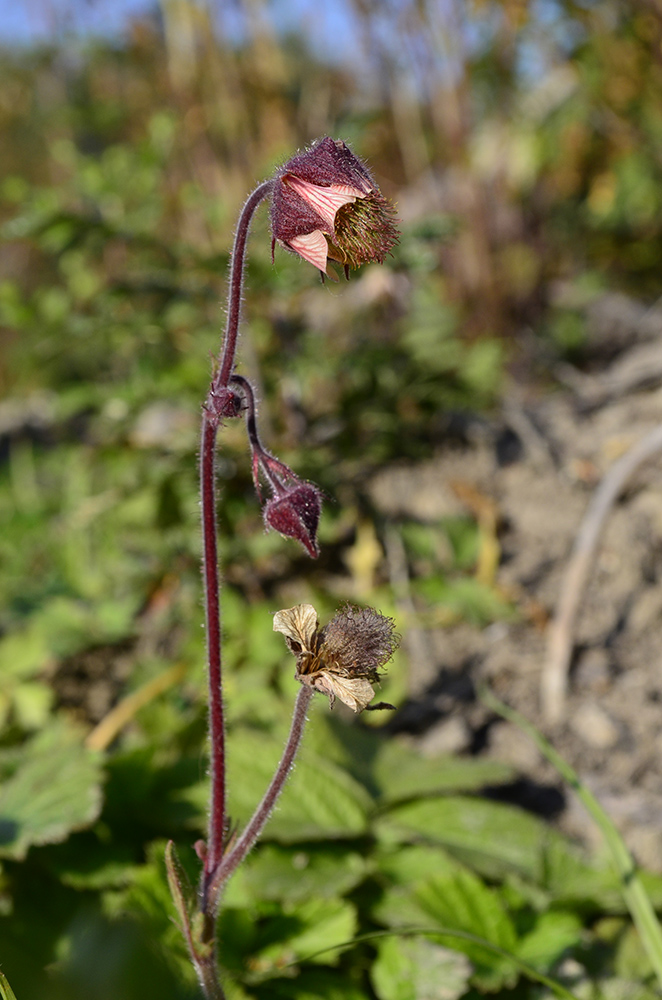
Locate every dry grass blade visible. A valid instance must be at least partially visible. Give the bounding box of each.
[85,664,187,752]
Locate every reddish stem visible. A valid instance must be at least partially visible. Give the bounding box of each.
[206,686,313,910]
[200,415,224,887]
[215,180,275,392]
[201,180,274,899]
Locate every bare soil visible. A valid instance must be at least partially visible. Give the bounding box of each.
[370,291,662,870]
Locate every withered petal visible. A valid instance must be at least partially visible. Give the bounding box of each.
[311,670,375,713]
[273,604,319,651]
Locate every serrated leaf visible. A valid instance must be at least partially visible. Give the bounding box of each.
[0,723,103,860]
[222,896,357,982]
[226,729,371,841]
[253,968,367,1000]
[376,844,464,886]
[537,978,661,1000]
[41,834,140,889]
[259,896,357,967]
[373,740,515,804]
[375,794,565,881]
[371,935,471,1000]
[516,910,582,970]
[376,868,519,991]
[416,869,519,989]
[243,844,367,905]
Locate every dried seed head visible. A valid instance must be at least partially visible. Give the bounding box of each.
[273,602,399,713]
[319,604,400,682]
[271,137,399,279]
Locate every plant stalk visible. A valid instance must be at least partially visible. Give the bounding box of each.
[201,179,274,898]
[207,685,313,909]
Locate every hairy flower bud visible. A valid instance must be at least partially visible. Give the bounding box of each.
[271,137,399,278]
[263,483,322,559]
[273,602,399,713]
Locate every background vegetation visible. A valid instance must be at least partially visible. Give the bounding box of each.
[2,0,662,997]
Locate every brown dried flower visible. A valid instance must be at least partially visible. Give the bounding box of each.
[271,137,399,279]
[273,603,399,713]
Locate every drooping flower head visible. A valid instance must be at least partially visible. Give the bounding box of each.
[263,482,322,559]
[271,137,399,279]
[229,374,323,559]
[273,603,399,713]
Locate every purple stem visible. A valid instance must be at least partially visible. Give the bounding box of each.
[215,180,275,392]
[230,373,285,496]
[206,685,313,911]
[201,179,274,896]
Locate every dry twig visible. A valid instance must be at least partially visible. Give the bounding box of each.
[542,423,662,725]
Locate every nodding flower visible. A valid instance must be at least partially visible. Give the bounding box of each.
[271,137,399,280]
[229,374,322,559]
[263,482,322,560]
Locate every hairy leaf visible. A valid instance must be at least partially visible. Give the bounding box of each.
[0,723,103,860]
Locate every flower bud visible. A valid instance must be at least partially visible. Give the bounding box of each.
[205,385,243,421]
[271,137,399,278]
[263,482,322,559]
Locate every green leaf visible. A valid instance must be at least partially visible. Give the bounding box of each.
[243,844,367,905]
[219,897,358,982]
[256,896,357,968]
[41,833,140,889]
[252,968,367,1000]
[376,868,519,991]
[515,910,582,970]
[372,740,515,804]
[0,723,103,860]
[165,840,207,960]
[0,971,18,1000]
[414,576,513,625]
[375,794,564,881]
[483,689,662,992]
[103,841,197,986]
[416,870,519,989]
[376,844,464,886]
[371,935,471,1000]
[226,729,372,841]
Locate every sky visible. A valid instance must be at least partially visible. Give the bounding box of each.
[0,0,153,43]
[0,0,358,60]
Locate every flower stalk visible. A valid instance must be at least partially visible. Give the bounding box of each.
[169,139,400,999]
[201,180,274,898]
[206,686,313,906]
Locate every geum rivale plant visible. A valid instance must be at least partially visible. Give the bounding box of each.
[165,137,401,998]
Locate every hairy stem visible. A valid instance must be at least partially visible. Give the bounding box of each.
[215,180,275,391]
[206,686,313,911]
[196,950,226,1000]
[200,415,224,888]
[201,180,274,898]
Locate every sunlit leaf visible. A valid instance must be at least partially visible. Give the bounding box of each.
[371,935,471,1000]
[226,729,372,841]
[375,794,565,881]
[372,740,515,803]
[0,723,103,860]
[243,844,367,905]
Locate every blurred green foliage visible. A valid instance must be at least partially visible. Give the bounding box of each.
[1,0,662,996]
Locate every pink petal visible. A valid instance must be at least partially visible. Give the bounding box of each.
[288,230,330,272]
[283,175,361,229]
